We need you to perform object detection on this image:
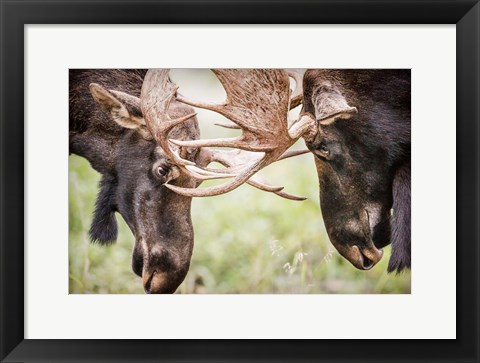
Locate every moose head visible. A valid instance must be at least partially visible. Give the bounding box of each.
[301,70,411,272]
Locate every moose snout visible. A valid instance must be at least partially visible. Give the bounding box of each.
[327,209,386,270]
[327,222,384,270]
[333,242,384,270]
[351,245,383,270]
[143,270,173,294]
[142,266,188,294]
[132,241,188,294]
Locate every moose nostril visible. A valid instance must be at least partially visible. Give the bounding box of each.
[362,255,374,269]
[351,244,380,270]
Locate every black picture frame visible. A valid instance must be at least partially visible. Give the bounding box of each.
[1,1,478,362]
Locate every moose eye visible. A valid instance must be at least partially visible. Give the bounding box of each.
[316,143,330,158]
[156,166,169,178]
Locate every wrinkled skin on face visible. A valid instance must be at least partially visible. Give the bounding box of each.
[70,69,200,293]
[302,70,411,272]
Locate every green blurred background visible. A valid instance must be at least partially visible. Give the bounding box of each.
[69,69,411,294]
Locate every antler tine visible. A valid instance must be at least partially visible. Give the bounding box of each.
[206,149,286,193]
[169,136,276,152]
[214,122,241,130]
[273,191,307,201]
[167,154,307,200]
[165,155,272,197]
[286,69,305,110]
[170,148,308,200]
[185,164,286,194]
[141,69,197,167]
[223,148,310,200]
[182,164,237,181]
[278,148,310,161]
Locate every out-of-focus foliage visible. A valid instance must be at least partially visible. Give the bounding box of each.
[69,69,410,294]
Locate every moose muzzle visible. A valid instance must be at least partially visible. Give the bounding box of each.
[132,239,190,294]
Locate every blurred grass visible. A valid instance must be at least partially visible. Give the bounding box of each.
[69,69,410,294]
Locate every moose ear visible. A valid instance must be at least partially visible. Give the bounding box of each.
[312,83,358,125]
[89,83,152,139]
[89,175,118,245]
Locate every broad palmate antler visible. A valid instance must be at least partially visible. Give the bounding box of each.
[141,69,316,200]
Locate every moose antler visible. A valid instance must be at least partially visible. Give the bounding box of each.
[142,69,316,200]
[141,69,199,168]
[286,68,305,110]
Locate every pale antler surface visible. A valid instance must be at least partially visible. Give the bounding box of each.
[142,69,315,200]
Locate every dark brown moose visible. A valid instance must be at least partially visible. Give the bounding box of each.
[159,69,411,273]
[69,69,204,293]
[301,70,411,272]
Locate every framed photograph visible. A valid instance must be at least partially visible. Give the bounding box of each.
[1,1,478,362]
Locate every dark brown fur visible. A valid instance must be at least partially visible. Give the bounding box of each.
[303,69,411,272]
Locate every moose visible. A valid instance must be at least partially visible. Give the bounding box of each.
[155,69,411,273]
[70,68,410,294]
[69,69,304,294]
[69,69,203,294]
[301,70,411,272]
